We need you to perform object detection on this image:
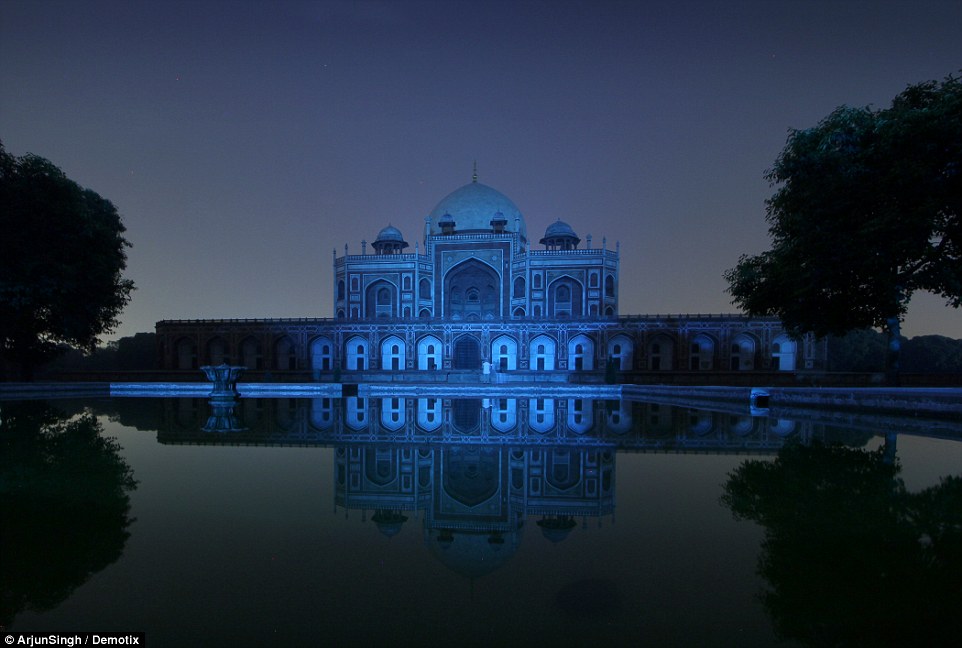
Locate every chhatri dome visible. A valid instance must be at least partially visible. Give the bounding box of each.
[372,224,409,254]
[540,219,581,250]
[427,175,527,239]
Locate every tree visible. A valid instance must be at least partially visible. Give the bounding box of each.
[0,402,137,626]
[722,441,962,646]
[0,142,134,379]
[827,328,887,372]
[725,74,962,382]
[901,334,962,373]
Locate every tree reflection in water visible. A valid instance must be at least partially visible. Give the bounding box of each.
[722,440,962,646]
[0,402,137,626]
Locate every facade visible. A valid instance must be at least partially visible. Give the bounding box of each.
[156,177,825,380]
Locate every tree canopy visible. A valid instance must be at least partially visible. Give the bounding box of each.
[725,74,961,339]
[0,402,137,626]
[0,142,134,378]
[722,441,962,646]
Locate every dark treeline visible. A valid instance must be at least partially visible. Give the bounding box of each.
[829,330,962,373]
[40,332,158,374]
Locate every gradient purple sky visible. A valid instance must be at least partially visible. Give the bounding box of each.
[2,0,960,340]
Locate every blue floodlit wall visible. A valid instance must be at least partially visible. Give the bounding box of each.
[156,179,826,378]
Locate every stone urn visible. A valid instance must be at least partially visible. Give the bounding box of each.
[200,363,245,399]
[202,400,248,433]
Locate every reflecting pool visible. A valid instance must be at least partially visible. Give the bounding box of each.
[2,396,960,647]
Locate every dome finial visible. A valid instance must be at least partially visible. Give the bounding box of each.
[472,160,478,183]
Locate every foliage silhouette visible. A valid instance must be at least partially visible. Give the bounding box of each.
[722,441,962,646]
[0,402,138,626]
[0,141,134,379]
[725,74,961,382]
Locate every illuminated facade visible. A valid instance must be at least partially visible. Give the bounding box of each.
[156,177,826,379]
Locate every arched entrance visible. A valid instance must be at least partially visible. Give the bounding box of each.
[568,334,594,371]
[772,335,797,371]
[365,280,396,319]
[548,277,583,318]
[310,337,334,371]
[444,259,500,320]
[380,335,405,370]
[453,336,481,369]
[689,334,715,370]
[529,335,556,371]
[491,335,518,372]
[175,337,197,370]
[648,335,674,370]
[730,333,756,371]
[417,335,442,370]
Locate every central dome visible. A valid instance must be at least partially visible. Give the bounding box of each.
[428,182,527,239]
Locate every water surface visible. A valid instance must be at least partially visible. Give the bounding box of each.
[3,396,959,646]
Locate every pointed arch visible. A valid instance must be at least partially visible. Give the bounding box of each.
[608,334,633,370]
[545,451,582,490]
[365,279,397,319]
[444,258,500,320]
[568,334,594,371]
[380,335,405,370]
[730,333,757,371]
[345,396,368,430]
[689,411,716,436]
[491,334,518,372]
[274,336,297,370]
[417,397,442,431]
[528,397,556,433]
[567,399,594,434]
[647,334,674,370]
[365,447,398,485]
[175,337,197,370]
[345,335,369,370]
[452,335,481,369]
[513,276,526,298]
[689,333,715,370]
[310,336,334,371]
[417,335,443,370]
[606,401,632,434]
[547,276,583,318]
[239,336,262,370]
[529,334,557,371]
[772,335,797,371]
[380,397,405,431]
[491,398,517,433]
[309,398,334,430]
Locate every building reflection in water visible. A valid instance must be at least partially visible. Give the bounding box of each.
[158,396,808,577]
[160,396,806,450]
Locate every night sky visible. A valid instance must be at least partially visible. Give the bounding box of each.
[2,0,960,340]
